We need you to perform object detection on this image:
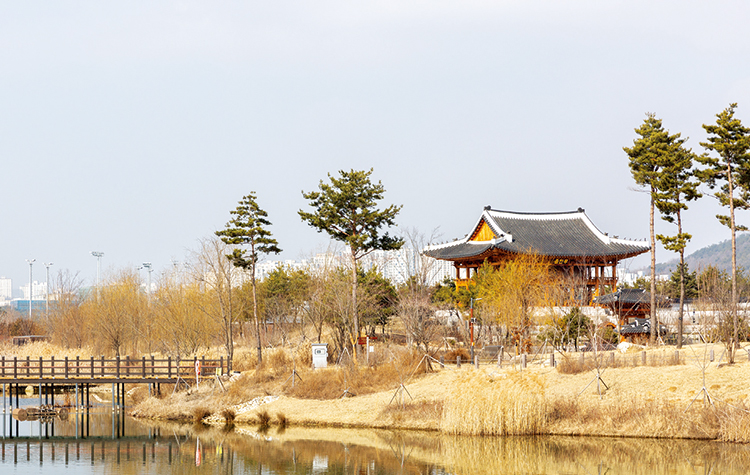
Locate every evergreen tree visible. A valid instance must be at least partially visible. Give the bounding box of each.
[696,104,750,363]
[216,192,281,364]
[299,169,403,356]
[652,129,701,348]
[624,114,681,344]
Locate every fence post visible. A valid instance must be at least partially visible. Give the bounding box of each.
[201,356,206,376]
[51,356,55,377]
[641,351,646,366]
[14,356,17,379]
[580,352,585,367]
[101,356,105,377]
[26,356,30,377]
[549,352,555,367]
[65,356,69,379]
[474,355,479,369]
[521,353,527,369]
[219,356,223,376]
[151,355,155,377]
[167,357,172,379]
[1,356,4,377]
[90,356,94,378]
[126,356,130,376]
[116,356,120,379]
[76,356,80,377]
[499,346,504,368]
[456,355,461,368]
[710,349,715,362]
[39,356,43,378]
[674,350,680,365]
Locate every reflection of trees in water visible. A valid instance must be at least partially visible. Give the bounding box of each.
[3,417,750,474]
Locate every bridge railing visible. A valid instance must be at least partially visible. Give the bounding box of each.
[0,355,224,380]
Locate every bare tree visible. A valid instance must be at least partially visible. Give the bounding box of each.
[46,269,86,348]
[189,237,246,373]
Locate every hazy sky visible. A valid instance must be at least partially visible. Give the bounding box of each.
[2,1,750,292]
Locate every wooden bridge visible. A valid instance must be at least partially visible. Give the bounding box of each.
[0,355,225,384]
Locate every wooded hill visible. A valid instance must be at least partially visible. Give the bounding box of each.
[655,233,750,274]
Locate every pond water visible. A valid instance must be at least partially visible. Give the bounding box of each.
[1,394,749,474]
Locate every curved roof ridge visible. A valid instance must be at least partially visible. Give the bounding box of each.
[487,208,585,217]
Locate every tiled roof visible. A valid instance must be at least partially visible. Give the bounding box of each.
[424,207,650,261]
[595,289,670,306]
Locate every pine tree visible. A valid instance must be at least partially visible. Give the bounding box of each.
[652,129,701,349]
[696,103,750,363]
[299,169,403,356]
[216,192,281,364]
[624,114,677,345]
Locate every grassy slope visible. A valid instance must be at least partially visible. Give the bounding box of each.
[130,343,750,442]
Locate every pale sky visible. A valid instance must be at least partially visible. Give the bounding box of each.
[2,1,750,292]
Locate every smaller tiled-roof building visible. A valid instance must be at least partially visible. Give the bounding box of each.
[423,206,650,302]
[595,287,670,328]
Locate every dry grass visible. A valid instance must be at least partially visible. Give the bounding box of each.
[444,348,470,364]
[257,409,271,428]
[441,370,547,435]
[193,407,211,423]
[276,412,288,427]
[125,341,750,442]
[221,408,236,424]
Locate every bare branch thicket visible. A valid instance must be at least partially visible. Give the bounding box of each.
[91,269,144,357]
[396,228,446,354]
[189,236,248,373]
[153,266,216,358]
[46,269,86,348]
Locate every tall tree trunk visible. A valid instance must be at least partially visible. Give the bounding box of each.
[251,264,263,365]
[677,211,685,350]
[649,189,657,345]
[351,247,359,359]
[727,163,738,364]
[227,279,234,374]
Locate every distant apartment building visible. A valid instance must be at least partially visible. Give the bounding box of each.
[0,277,11,302]
[21,281,47,301]
[255,247,453,286]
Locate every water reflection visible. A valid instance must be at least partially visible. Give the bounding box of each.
[1,405,750,474]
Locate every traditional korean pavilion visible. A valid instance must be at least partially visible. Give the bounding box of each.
[423,206,650,302]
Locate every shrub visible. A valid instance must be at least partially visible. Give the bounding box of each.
[221,408,236,424]
[257,409,271,428]
[444,348,470,364]
[193,407,211,423]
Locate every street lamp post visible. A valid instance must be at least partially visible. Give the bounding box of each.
[91,251,104,298]
[140,262,153,305]
[44,262,54,319]
[25,259,35,319]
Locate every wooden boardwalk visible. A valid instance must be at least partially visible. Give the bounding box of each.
[0,355,224,384]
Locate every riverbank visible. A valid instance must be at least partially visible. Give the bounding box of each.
[129,344,750,443]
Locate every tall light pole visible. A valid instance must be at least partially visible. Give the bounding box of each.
[140,262,153,305]
[91,251,104,298]
[26,259,35,319]
[44,262,54,319]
